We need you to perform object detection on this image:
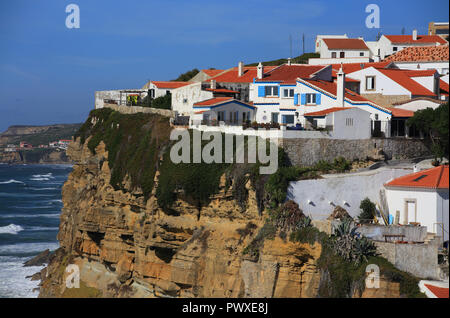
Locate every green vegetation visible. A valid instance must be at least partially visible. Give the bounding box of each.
[358,198,376,224]
[139,93,172,109]
[407,102,449,161]
[246,52,320,66]
[62,281,103,298]
[74,108,171,200]
[172,68,199,81]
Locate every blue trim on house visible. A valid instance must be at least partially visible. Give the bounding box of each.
[296,80,392,115]
[279,84,296,87]
[279,108,296,111]
[193,100,255,110]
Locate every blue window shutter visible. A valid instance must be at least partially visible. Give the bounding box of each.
[316,94,321,105]
[294,94,298,105]
[258,86,265,97]
[301,94,306,105]
[281,115,286,124]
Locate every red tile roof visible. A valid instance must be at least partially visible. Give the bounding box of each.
[331,69,360,82]
[388,108,415,118]
[385,165,449,189]
[304,107,354,117]
[331,61,392,74]
[384,45,449,62]
[384,35,448,45]
[255,64,328,83]
[322,38,369,50]
[440,79,449,94]
[377,69,436,96]
[424,284,449,298]
[202,69,225,77]
[210,66,277,83]
[403,70,438,77]
[205,88,240,93]
[193,97,233,106]
[151,81,192,89]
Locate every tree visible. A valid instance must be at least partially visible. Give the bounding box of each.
[172,69,199,82]
[407,103,449,161]
[358,198,376,224]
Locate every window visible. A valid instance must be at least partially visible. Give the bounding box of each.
[265,86,278,96]
[282,115,295,124]
[218,111,225,121]
[332,52,337,58]
[393,47,398,51]
[149,89,155,98]
[166,90,170,95]
[183,98,188,103]
[360,52,364,56]
[271,112,279,123]
[340,52,345,58]
[345,118,354,126]
[306,93,317,104]
[365,76,375,90]
[283,88,294,97]
[243,112,250,122]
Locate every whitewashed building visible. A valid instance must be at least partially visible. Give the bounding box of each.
[384,165,449,244]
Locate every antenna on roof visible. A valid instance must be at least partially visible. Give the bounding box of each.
[302,33,305,55]
[289,34,292,58]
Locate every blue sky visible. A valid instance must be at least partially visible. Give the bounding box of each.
[0,0,448,131]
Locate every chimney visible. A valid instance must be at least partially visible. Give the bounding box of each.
[287,57,292,66]
[210,79,216,89]
[336,64,345,107]
[412,29,417,41]
[238,61,244,77]
[257,62,264,79]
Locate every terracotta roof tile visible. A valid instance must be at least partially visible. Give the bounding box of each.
[304,107,354,116]
[388,108,415,117]
[440,79,449,94]
[385,165,449,189]
[384,45,449,62]
[205,88,239,93]
[323,38,369,50]
[193,97,233,106]
[424,284,449,298]
[210,66,277,83]
[151,81,192,89]
[255,64,327,83]
[331,62,392,74]
[384,35,448,45]
[202,69,226,77]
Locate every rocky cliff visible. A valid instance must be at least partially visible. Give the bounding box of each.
[38,109,420,298]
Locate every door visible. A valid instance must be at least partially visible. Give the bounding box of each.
[271,112,279,124]
[340,52,345,58]
[403,200,416,225]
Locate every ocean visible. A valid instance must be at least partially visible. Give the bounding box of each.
[0,163,72,298]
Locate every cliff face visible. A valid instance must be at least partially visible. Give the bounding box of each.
[38,109,406,298]
[0,149,71,164]
[39,138,324,298]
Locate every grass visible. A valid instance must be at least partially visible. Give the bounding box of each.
[62,280,103,298]
[1,123,81,146]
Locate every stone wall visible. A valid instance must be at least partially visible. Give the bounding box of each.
[374,241,440,280]
[104,104,174,118]
[281,137,430,166]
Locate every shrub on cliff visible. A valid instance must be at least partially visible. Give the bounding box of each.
[358,197,376,224]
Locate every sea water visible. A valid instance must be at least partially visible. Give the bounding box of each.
[0,164,71,298]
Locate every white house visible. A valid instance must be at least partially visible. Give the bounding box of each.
[384,165,449,244]
[250,65,394,137]
[315,34,348,53]
[142,81,191,99]
[190,97,256,125]
[303,107,372,140]
[345,67,438,107]
[310,38,371,65]
[377,31,448,60]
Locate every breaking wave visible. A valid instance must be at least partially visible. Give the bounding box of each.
[0,224,24,235]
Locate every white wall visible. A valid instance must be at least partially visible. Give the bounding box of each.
[393,61,450,75]
[288,168,412,220]
[193,101,255,123]
[347,67,411,96]
[332,108,371,139]
[395,99,443,111]
[385,187,449,242]
[410,75,438,95]
[171,83,213,115]
[308,57,371,65]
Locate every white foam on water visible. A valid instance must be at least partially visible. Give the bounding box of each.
[0,256,44,298]
[29,177,50,181]
[32,173,54,179]
[29,187,58,191]
[0,224,24,235]
[27,226,59,232]
[0,179,24,185]
[0,242,59,255]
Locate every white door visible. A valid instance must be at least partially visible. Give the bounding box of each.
[403,200,416,225]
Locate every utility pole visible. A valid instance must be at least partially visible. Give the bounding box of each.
[401,27,405,35]
[302,33,305,55]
